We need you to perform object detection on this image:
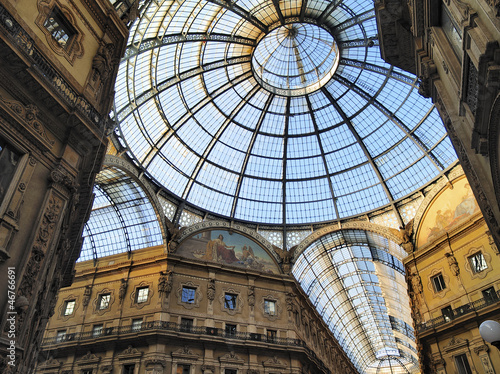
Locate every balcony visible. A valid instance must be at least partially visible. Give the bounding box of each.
[417,290,500,333]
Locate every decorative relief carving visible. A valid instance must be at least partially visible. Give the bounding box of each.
[158,270,173,296]
[78,351,100,364]
[207,278,215,301]
[88,43,117,101]
[219,351,244,364]
[118,278,127,303]
[172,345,199,360]
[262,356,286,368]
[50,167,78,193]
[247,285,255,307]
[0,95,54,149]
[82,285,92,307]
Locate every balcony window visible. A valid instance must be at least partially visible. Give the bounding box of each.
[132,318,142,332]
[267,329,277,342]
[92,324,103,337]
[63,300,75,316]
[441,306,453,322]
[468,252,487,274]
[180,318,193,333]
[431,273,446,292]
[482,287,498,303]
[56,330,66,342]
[441,4,463,61]
[225,324,236,337]
[135,286,149,303]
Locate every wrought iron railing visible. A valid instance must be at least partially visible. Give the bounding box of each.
[42,321,331,372]
[416,290,500,333]
[42,321,307,346]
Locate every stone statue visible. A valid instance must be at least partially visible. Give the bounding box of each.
[207,278,215,301]
[445,252,460,276]
[158,270,173,296]
[119,278,127,302]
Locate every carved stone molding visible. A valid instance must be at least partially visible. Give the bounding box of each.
[176,280,202,309]
[77,351,100,365]
[130,281,153,309]
[219,287,243,316]
[260,294,282,321]
[444,336,469,352]
[35,0,85,64]
[463,246,493,279]
[262,356,287,369]
[171,346,199,360]
[158,270,173,296]
[92,288,115,315]
[57,294,79,321]
[118,345,142,360]
[427,268,450,298]
[145,358,166,368]
[473,344,489,354]
[0,95,54,150]
[38,356,61,369]
[219,351,244,365]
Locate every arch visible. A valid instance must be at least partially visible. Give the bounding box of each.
[78,158,166,263]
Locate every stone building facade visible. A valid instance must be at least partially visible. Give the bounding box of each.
[0,0,130,371]
[37,242,356,374]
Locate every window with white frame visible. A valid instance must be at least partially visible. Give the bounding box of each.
[63,300,76,316]
[135,286,149,303]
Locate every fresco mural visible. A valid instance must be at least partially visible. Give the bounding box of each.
[417,177,480,246]
[176,229,280,274]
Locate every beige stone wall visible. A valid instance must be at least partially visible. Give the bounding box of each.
[38,242,356,374]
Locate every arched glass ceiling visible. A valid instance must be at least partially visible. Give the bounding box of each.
[113,0,457,225]
[78,167,163,262]
[293,230,418,374]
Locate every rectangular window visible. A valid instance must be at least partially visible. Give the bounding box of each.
[181,286,196,303]
[131,318,142,332]
[469,252,487,273]
[180,318,193,333]
[441,4,463,61]
[225,324,236,337]
[136,287,149,303]
[482,287,498,303]
[176,364,190,374]
[431,273,446,292]
[441,306,453,322]
[56,330,66,342]
[454,353,472,374]
[63,300,76,316]
[98,293,111,310]
[264,299,276,315]
[43,7,76,49]
[122,364,135,374]
[267,329,277,342]
[225,370,237,374]
[82,370,93,374]
[0,137,20,202]
[92,324,103,337]
[224,293,237,309]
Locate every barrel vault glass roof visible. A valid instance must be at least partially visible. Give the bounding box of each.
[112,0,457,226]
[294,230,418,373]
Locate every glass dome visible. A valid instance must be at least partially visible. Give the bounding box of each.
[112,0,456,226]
